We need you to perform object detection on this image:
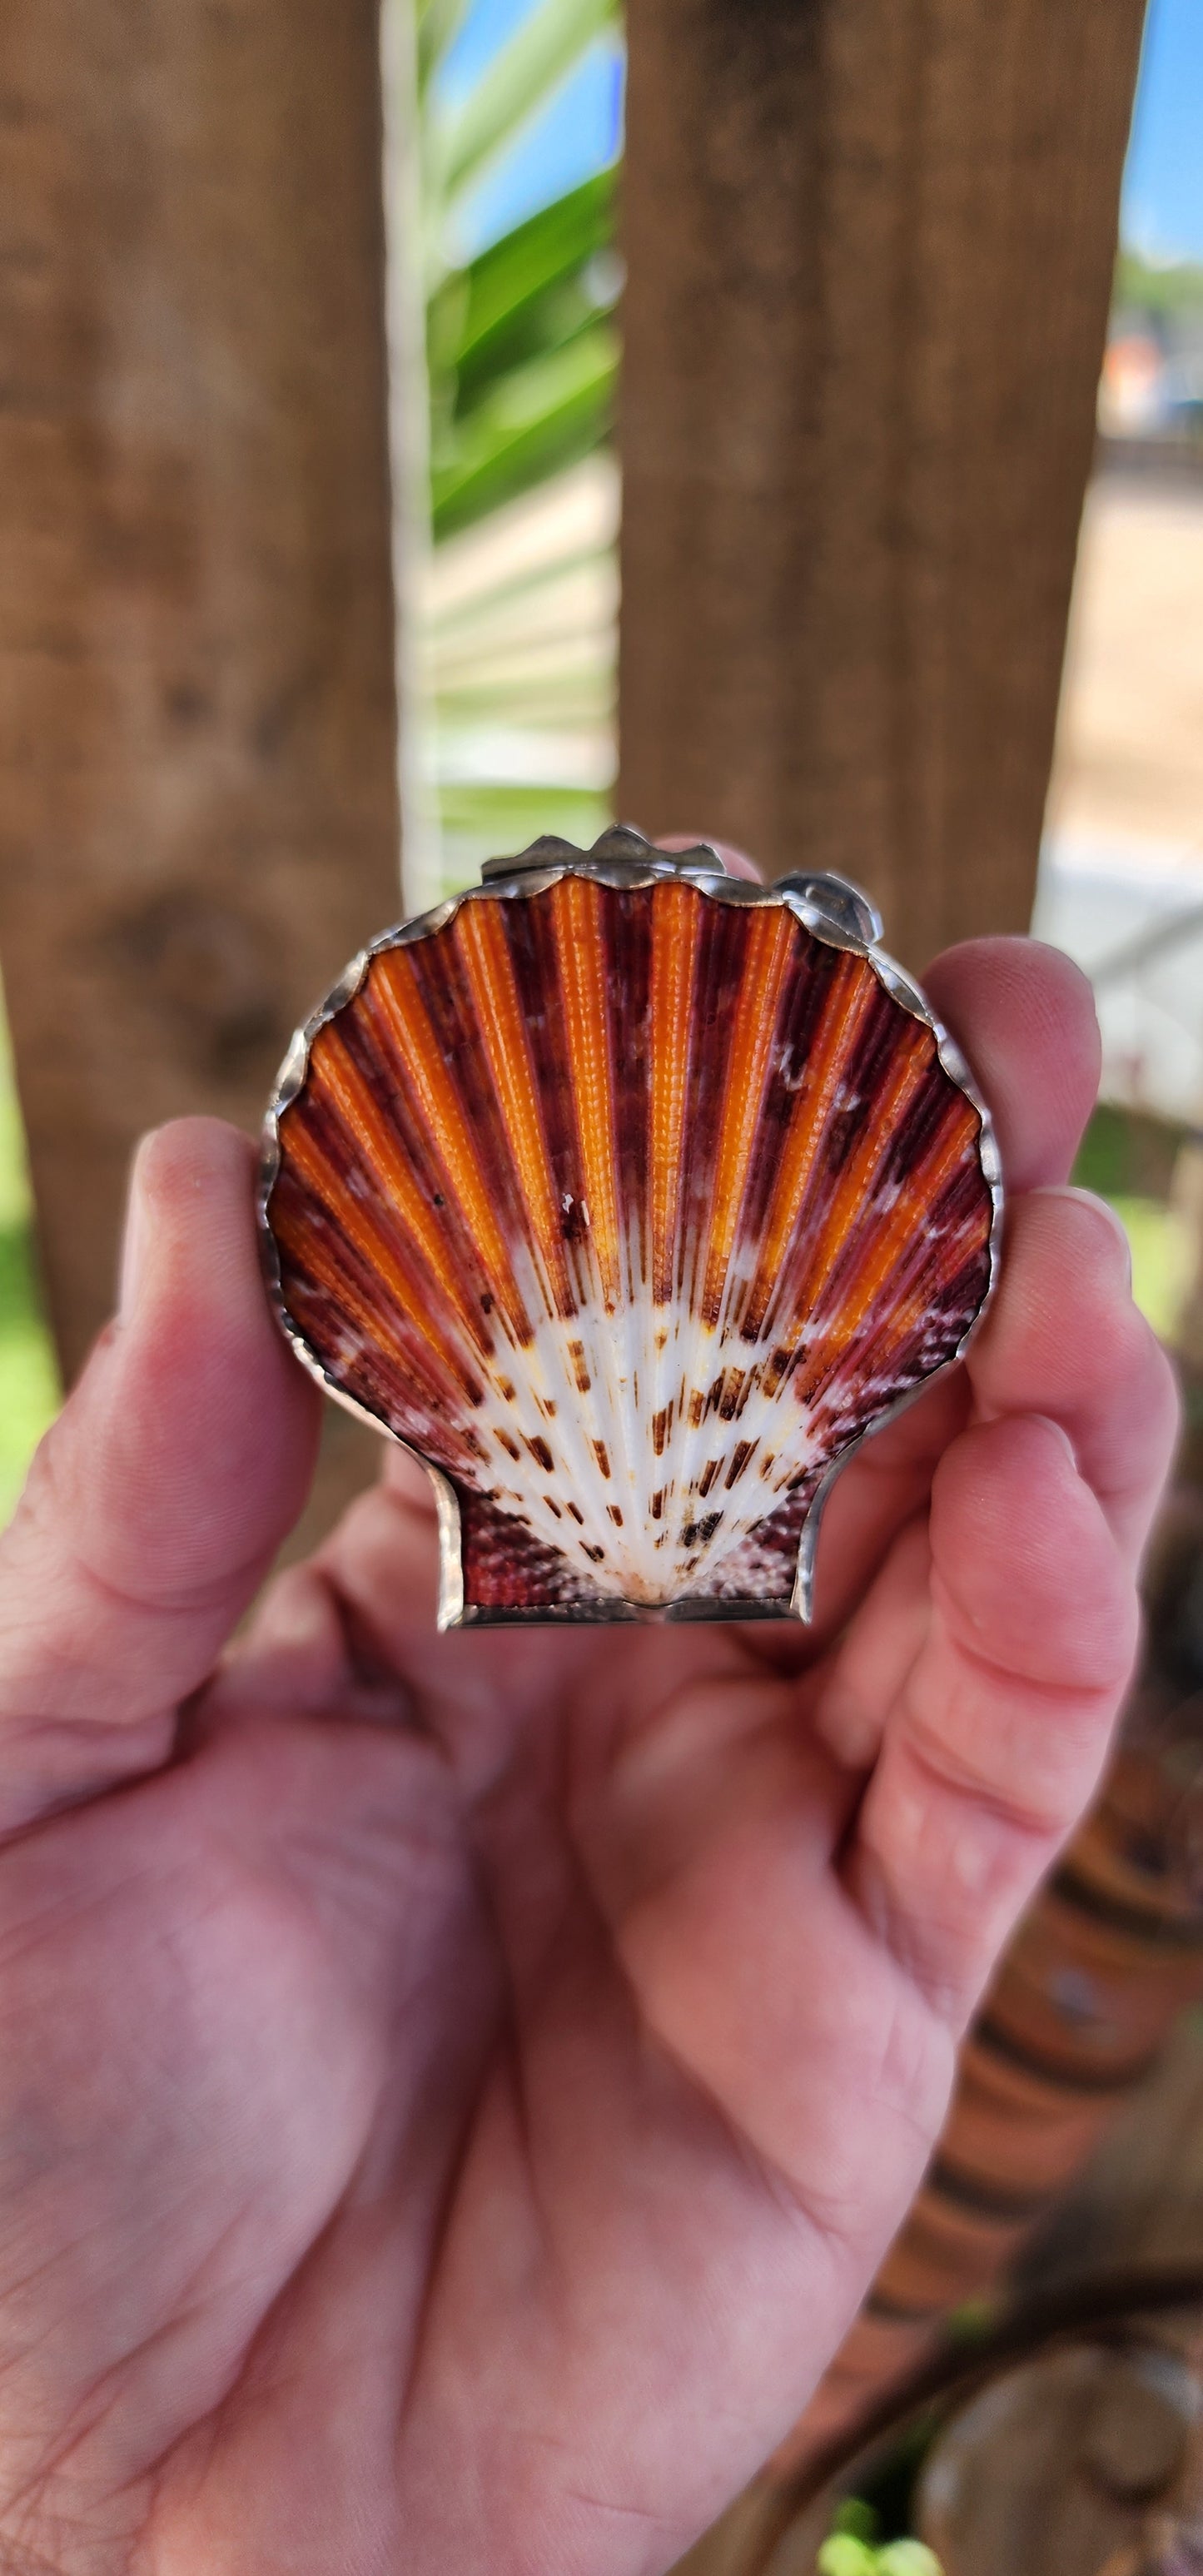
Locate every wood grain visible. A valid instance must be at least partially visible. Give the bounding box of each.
[618,0,1147,964]
[0,0,402,1387]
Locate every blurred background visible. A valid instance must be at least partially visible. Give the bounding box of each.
[2,0,1203,2565]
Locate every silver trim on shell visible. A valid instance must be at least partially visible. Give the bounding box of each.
[259,826,1004,1629]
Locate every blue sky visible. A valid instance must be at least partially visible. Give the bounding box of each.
[437,0,623,256]
[443,0,1202,266]
[1123,0,1203,261]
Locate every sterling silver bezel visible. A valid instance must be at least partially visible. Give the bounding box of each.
[258,826,1004,1629]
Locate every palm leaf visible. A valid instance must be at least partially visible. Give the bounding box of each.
[429,170,615,408]
[416,0,474,97]
[435,0,618,208]
[410,0,623,893]
[426,535,614,635]
[430,326,616,539]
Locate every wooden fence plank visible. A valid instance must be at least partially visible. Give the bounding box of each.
[618,0,1146,963]
[0,0,402,1391]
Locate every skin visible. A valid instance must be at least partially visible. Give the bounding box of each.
[0,916,1179,2576]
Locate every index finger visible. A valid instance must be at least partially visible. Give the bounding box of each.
[923,933,1101,1191]
[797,933,1106,1643]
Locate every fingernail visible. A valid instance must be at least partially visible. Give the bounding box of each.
[117,1137,155,1323]
[1028,1184,1133,1293]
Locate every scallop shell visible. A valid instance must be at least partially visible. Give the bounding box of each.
[261,828,1002,1626]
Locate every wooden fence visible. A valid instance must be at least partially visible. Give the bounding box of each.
[0,5,1178,2564]
[1,0,1146,1388]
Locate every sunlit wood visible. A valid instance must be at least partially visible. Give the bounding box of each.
[619,0,1148,964]
[0,0,402,1401]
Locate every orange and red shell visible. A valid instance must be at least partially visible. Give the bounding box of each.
[261,851,1000,1624]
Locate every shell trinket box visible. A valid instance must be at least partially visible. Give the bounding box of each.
[260,828,1002,1627]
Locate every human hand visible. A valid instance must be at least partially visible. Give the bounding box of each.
[0,933,1176,2576]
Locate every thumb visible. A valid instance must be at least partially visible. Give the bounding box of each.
[0,1119,320,1833]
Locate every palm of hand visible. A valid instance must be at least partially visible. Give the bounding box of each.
[0,941,1176,2576]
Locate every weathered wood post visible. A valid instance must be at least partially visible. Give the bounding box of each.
[624,9,1158,2567]
[0,0,402,1449]
[619,0,1147,964]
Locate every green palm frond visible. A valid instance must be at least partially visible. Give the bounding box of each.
[415,0,473,97]
[433,0,617,208]
[427,448,618,885]
[432,321,616,539]
[409,0,622,889]
[429,169,614,411]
